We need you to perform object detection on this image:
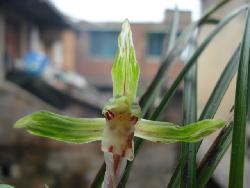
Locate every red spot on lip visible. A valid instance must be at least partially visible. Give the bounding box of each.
[105,110,114,120]
[108,145,113,152]
[127,133,134,149]
[121,150,126,157]
[130,116,138,124]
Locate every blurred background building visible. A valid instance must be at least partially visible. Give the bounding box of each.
[76,10,190,88]
[0,1,103,187]
[0,0,190,187]
[0,0,249,187]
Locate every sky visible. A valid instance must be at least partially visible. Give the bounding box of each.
[50,0,201,23]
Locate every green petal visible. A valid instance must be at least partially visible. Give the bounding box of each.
[112,19,139,104]
[14,111,105,144]
[135,119,224,143]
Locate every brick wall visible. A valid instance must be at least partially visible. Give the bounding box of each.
[76,10,191,88]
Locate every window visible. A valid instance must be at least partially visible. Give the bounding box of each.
[89,31,119,58]
[147,33,166,57]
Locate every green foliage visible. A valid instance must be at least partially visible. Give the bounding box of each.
[180,34,197,187]
[139,0,232,115]
[197,47,240,187]
[229,3,250,187]
[168,6,247,188]
[151,5,248,120]
[198,122,233,187]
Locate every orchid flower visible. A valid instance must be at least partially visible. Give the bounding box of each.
[14,20,224,188]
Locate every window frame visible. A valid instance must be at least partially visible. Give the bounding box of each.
[88,30,119,59]
[146,31,168,59]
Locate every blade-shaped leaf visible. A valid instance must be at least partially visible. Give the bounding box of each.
[229,3,250,188]
[180,33,198,187]
[195,47,240,187]
[116,5,247,188]
[163,6,179,58]
[139,23,195,115]
[14,111,105,144]
[168,46,241,188]
[197,0,230,25]
[135,119,224,143]
[139,0,231,115]
[202,18,220,25]
[112,19,139,104]
[151,5,248,120]
[197,122,233,187]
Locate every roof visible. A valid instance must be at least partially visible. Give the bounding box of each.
[6,70,102,114]
[0,0,72,28]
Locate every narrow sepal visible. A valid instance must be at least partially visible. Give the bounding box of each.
[135,119,224,143]
[14,111,105,144]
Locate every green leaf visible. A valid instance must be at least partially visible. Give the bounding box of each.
[198,122,233,187]
[229,4,250,188]
[202,18,220,25]
[139,23,195,116]
[151,5,248,120]
[112,19,139,104]
[116,3,244,188]
[197,0,230,25]
[14,111,105,144]
[139,0,231,116]
[195,47,240,187]
[180,34,198,187]
[90,163,106,188]
[135,119,224,143]
[168,46,241,188]
[0,185,14,188]
[164,6,179,57]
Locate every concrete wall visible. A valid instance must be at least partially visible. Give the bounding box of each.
[198,0,247,119]
[198,1,249,187]
[62,29,76,72]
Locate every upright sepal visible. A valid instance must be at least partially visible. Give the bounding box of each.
[112,19,139,104]
[14,111,105,144]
